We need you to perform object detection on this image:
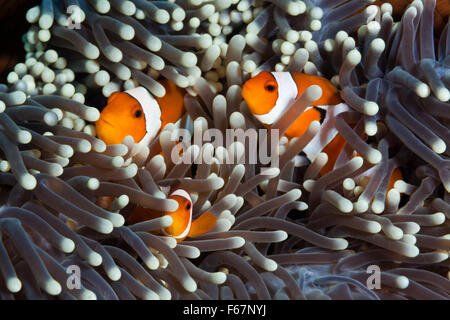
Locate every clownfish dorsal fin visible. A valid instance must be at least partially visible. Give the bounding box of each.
[290,72,341,106]
[188,211,217,238]
[107,91,121,104]
[252,72,298,125]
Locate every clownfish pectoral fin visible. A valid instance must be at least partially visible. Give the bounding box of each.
[284,107,322,139]
[188,212,217,238]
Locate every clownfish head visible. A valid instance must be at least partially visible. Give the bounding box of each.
[163,189,217,241]
[242,70,280,116]
[95,87,162,146]
[162,189,194,240]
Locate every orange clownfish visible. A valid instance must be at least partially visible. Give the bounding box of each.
[95,79,185,147]
[242,71,341,139]
[242,71,403,187]
[127,189,217,242]
[242,71,344,175]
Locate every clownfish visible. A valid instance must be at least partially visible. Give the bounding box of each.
[127,189,217,242]
[242,71,341,139]
[388,167,403,190]
[95,79,185,147]
[242,71,403,187]
[242,70,344,174]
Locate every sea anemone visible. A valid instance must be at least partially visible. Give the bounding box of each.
[0,0,448,300]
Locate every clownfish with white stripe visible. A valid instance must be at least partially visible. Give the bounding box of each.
[127,189,217,242]
[242,70,344,175]
[95,79,185,147]
[242,70,341,139]
[242,71,403,186]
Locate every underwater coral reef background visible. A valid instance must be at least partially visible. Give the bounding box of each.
[0,0,448,300]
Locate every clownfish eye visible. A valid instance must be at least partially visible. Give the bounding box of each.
[265,84,276,92]
[134,110,142,118]
[186,202,191,210]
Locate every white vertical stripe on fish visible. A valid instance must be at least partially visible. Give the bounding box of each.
[125,86,162,149]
